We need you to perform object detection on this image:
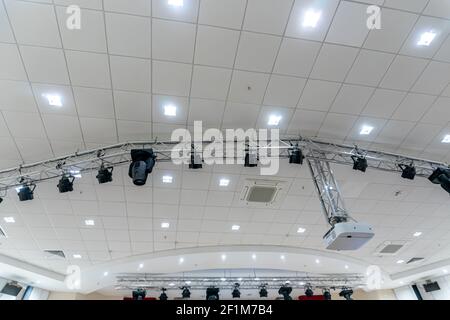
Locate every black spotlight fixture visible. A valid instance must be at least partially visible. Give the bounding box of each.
[244,150,258,167]
[429,167,450,194]
[259,285,268,298]
[339,287,353,300]
[231,283,241,298]
[206,287,220,300]
[278,284,292,300]
[351,155,368,172]
[57,175,75,193]
[159,288,168,301]
[96,165,113,184]
[189,144,203,169]
[305,286,314,297]
[289,144,305,165]
[0,197,3,204]
[323,289,332,300]
[181,286,191,299]
[128,149,156,186]
[399,163,416,180]
[132,288,146,300]
[17,184,36,202]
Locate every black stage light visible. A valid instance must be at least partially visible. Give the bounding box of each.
[232,283,240,298]
[17,184,35,202]
[289,145,305,165]
[96,166,113,184]
[429,167,450,194]
[244,151,257,167]
[323,289,332,300]
[132,288,146,300]
[339,288,353,300]
[189,153,203,169]
[206,287,220,300]
[128,149,156,186]
[399,164,416,180]
[0,197,3,204]
[305,287,314,297]
[159,288,168,301]
[57,175,75,193]
[181,286,191,299]
[259,286,268,298]
[351,155,368,172]
[278,285,292,300]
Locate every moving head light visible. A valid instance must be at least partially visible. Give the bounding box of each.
[278,285,292,300]
[128,149,156,186]
[429,167,450,194]
[132,288,146,300]
[206,287,220,300]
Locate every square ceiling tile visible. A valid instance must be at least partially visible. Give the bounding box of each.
[56,6,107,53]
[325,1,370,47]
[412,61,450,95]
[222,102,260,129]
[152,60,192,96]
[330,84,375,115]
[374,120,415,146]
[402,123,442,149]
[423,0,450,19]
[384,0,428,12]
[32,83,77,116]
[363,8,418,53]
[114,90,151,122]
[380,55,428,91]
[0,2,14,43]
[110,55,151,92]
[15,138,53,162]
[198,0,246,29]
[235,32,281,73]
[152,95,188,125]
[41,114,82,141]
[73,87,114,118]
[188,98,225,127]
[153,0,199,23]
[421,97,450,125]
[285,0,340,41]
[361,89,406,118]
[435,37,450,62]
[194,25,240,68]
[345,50,395,87]
[317,113,358,140]
[190,66,232,100]
[54,0,103,10]
[103,0,151,15]
[20,46,69,85]
[392,93,436,122]
[152,19,195,63]
[0,80,36,113]
[264,75,306,107]
[310,44,359,82]
[286,109,326,136]
[0,43,27,81]
[297,79,341,111]
[228,70,270,104]
[105,12,151,58]
[399,16,450,59]
[117,120,151,142]
[79,117,117,144]
[243,0,293,35]
[273,38,321,77]
[3,111,46,139]
[5,0,61,47]
[65,50,111,89]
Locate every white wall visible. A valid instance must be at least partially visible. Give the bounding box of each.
[0,276,49,300]
[395,275,450,300]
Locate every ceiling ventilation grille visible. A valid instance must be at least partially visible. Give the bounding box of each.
[0,225,6,237]
[407,257,424,264]
[239,179,288,207]
[373,241,408,256]
[44,250,66,259]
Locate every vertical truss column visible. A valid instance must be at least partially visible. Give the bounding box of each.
[307,151,351,226]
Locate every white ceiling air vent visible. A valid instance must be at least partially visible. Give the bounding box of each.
[44,250,66,259]
[407,257,424,264]
[373,241,408,256]
[239,179,288,208]
[0,225,7,237]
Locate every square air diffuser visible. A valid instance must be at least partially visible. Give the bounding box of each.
[246,186,277,203]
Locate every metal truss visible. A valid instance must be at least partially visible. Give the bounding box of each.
[0,137,446,193]
[115,273,365,291]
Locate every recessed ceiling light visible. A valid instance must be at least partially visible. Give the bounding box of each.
[280,255,285,260]
[179,257,184,264]
[164,104,177,117]
[254,277,260,281]
[162,175,173,184]
[220,278,226,282]
[168,0,183,7]
[221,254,227,261]
[418,31,436,46]
[360,125,374,135]
[268,115,282,126]
[413,231,422,237]
[3,217,15,223]
[297,227,306,234]
[252,254,257,260]
[138,263,144,269]
[299,281,305,286]
[315,259,320,264]
[303,9,322,28]
[161,222,170,229]
[442,135,450,143]
[238,278,243,281]
[84,219,95,226]
[70,170,82,178]
[169,283,175,286]
[443,269,448,274]
[103,271,109,277]
[42,94,62,107]
[397,260,405,264]
[185,281,191,285]
[73,254,82,259]
[345,265,349,269]
[231,225,240,231]
[219,178,230,187]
